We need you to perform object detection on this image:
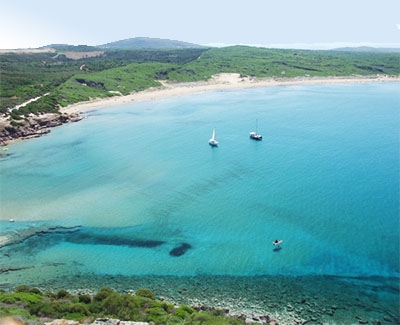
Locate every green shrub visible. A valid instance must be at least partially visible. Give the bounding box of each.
[160,302,174,313]
[179,304,195,314]
[145,305,168,324]
[0,295,16,304]
[192,312,213,324]
[0,306,32,319]
[0,292,42,306]
[135,288,155,300]
[101,293,145,321]
[12,292,42,305]
[69,303,90,316]
[29,288,41,295]
[29,302,57,318]
[10,120,25,127]
[93,287,114,302]
[14,285,31,293]
[56,290,70,299]
[175,307,191,319]
[78,294,91,304]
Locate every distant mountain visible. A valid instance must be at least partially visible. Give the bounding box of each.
[99,37,206,49]
[333,46,400,53]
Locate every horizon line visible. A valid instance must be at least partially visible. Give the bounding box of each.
[1,40,400,51]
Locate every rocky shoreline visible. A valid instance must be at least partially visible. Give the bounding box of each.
[1,274,395,324]
[0,224,82,250]
[0,112,82,146]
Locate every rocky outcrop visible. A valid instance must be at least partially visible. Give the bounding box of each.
[0,113,82,146]
[0,225,82,249]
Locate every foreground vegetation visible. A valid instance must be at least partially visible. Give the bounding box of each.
[0,285,244,324]
[1,45,399,122]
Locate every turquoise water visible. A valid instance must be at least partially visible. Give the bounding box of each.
[1,82,399,278]
[0,82,399,321]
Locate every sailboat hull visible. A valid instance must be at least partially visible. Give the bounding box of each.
[249,132,262,140]
[250,119,263,140]
[209,128,218,146]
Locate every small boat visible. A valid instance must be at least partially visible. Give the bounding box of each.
[249,119,262,140]
[208,128,218,147]
[273,239,282,246]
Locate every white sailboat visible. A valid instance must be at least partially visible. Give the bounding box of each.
[249,119,262,140]
[208,128,218,147]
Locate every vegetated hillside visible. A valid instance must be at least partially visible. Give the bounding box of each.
[40,44,101,52]
[1,46,399,120]
[333,46,400,53]
[168,46,400,81]
[0,48,208,115]
[0,285,245,324]
[99,37,206,49]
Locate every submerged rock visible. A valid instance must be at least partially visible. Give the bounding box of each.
[169,242,192,256]
[0,225,82,249]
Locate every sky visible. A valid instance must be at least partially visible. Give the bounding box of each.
[1,0,399,50]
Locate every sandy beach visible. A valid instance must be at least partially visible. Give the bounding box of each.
[60,73,400,115]
[1,73,398,146]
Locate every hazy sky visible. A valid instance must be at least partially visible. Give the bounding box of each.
[1,0,399,49]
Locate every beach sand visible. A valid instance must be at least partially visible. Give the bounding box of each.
[1,73,398,146]
[60,73,399,115]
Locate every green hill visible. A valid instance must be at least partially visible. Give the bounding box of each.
[1,45,399,119]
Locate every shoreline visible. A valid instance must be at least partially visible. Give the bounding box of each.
[1,272,398,324]
[60,73,400,115]
[1,74,399,146]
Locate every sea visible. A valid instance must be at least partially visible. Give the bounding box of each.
[0,82,399,323]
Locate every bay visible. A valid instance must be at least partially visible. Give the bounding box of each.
[0,82,399,322]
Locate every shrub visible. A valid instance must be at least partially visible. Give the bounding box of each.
[93,287,114,302]
[161,302,174,313]
[102,293,143,321]
[175,307,191,319]
[14,285,30,293]
[78,294,91,304]
[12,292,42,305]
[191,312,213,324]
[0,307,32,320]
[10,120,25,127]
[29,288,41,295]
[135,288,155,300]
[29,302,57,318]
[145,305,168,324]
[0,295,16,304]
[56,290,70,299]
[179,304,195,314]
[69,303,90,316]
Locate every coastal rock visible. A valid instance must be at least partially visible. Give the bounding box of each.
[44,320,80,325]
[91,319,150,325]
[0,113,82,146]
[0,225,82,249]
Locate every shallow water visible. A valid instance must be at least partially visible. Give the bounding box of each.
[0,82,399,323]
